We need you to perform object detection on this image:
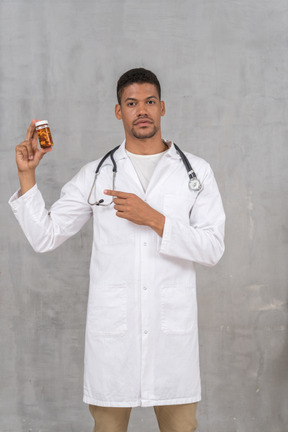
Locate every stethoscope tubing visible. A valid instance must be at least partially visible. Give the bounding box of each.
[87,143,202,206]
[95,145,120,175]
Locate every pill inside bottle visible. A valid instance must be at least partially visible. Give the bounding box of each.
[35,120,54,148]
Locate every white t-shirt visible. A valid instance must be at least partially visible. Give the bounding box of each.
[126,149,168,191]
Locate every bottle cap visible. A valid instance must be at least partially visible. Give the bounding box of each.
[35,120,49,127]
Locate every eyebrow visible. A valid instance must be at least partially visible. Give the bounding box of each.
[124,95,158,103]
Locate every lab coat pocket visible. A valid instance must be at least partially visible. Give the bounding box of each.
[160,285,196,335]
[163,194,195,223]
[88,283,127,336]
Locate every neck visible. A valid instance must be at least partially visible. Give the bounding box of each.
[125,134,167,155]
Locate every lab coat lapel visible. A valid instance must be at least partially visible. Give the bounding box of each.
[114,141,145,197]
[113,140,181,198]
[145,142,181,197]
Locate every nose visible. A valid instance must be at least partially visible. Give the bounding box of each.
[136,101,148,117]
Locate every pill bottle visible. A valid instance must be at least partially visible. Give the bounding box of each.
[35,120,54,148]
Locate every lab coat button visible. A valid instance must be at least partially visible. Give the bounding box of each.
[143,242,147,246]
[143,286,147,290]
[144,330,148,334]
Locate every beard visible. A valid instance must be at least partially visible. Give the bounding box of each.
[131,124,158,140]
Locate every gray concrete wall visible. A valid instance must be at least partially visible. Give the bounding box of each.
[1,0,287,431]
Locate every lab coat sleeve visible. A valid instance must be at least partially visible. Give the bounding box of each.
[8,168,92,253]
[159,164,225,266]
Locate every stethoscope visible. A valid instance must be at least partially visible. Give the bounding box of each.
[87,143,202,206]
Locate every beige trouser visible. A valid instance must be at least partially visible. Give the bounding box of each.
[89,403,198,432]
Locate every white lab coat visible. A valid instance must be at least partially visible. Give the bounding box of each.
[9,141,225,407]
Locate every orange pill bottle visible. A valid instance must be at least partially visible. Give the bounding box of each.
[35,120,54,148]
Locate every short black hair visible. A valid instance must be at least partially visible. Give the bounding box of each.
[117,68,161,104]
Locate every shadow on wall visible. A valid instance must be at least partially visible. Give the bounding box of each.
[257,303,288,424]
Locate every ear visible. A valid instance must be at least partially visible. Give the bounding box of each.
[115,104,122,120]
[160,101,166,117]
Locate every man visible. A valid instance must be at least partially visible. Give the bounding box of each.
[9,68,225,432]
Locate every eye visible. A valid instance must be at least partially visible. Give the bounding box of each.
[147,100,155,105]
[127,102,136,107]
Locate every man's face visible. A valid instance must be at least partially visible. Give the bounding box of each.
[115,83,165,141]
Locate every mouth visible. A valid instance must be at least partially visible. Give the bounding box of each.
[134,118,153,127]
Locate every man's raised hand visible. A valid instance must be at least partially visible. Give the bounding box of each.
[16,119,52,194]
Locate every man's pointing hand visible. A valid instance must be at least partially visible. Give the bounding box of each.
[104,189,165,237]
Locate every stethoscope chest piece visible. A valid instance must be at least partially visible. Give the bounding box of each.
[189,178,202,191]
[173,143,202,192]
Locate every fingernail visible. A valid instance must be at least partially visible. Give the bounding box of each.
[29,155,34,160]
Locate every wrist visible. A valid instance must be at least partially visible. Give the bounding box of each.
[18,171,36,195]
[18,168,36,177]
[148,211,165,237]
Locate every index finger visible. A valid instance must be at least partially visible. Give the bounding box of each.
[104,189,130,198]
[25,119,37,141]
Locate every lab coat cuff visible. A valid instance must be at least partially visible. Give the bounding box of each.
[8,184,38,211]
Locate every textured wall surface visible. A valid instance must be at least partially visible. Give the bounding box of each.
[1,1,288,431]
